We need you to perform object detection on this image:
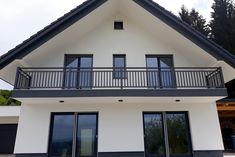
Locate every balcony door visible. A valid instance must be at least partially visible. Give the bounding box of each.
[143,112,192,157]
[49,113,98,157]
[64,55,93,89]
[146,55,174,88]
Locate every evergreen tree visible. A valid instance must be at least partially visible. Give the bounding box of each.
[179,5,210,36]
[210,0,235,54]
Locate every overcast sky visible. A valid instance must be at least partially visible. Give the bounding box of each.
[0,0,213,89]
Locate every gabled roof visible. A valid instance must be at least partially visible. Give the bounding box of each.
[0,0,235,69]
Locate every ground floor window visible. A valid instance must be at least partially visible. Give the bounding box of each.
[48,113,98,157]
[143,112,192,157]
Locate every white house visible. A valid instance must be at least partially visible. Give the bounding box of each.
[1,0,235,157]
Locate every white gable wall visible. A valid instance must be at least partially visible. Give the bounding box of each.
[22,14,208,69]
[214,61,235,82]
[1,0,234,85]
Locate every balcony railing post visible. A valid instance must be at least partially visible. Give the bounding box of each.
[218,67,225,88]
[62,67,66,89]
[171,67,177,88]
[14,67,20,89]
[26,74,31,89]
[158,67,162,89]
[121,68,123,89]
[205,75,210,88]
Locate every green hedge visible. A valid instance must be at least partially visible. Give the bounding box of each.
[0,90,21,106]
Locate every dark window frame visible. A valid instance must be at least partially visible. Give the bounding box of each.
[142,112,167,157]
[114,21,124,30]
[48,112,99,157]
[113,54,127,79]
[145,55,176,88]
[143,111,193,157]
[63,54,93,89]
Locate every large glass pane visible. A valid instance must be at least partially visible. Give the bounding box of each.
[65,57,79,88]
[159,57,173,88]
[113,55,125,78]
[76,114,97,157]
[144,114,166,157]
[166,113,191,157]
[78,57,93,88]
[146,57,159,88]
[64,56,93,89]
[49,115,74,157]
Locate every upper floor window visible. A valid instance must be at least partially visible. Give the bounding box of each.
[113,54,126,78]
[146,55,175,88]
[64,55,93,88]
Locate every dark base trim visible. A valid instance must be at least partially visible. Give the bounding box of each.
[15,152,144,157]
[15,154,47,157]
[193,150,223,157]
[98,152,144,157]
[15,150,223,157]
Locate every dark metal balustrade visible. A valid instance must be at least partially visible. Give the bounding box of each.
[14,67,225,89]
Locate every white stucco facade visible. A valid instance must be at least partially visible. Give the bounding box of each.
[14,99,223,154]
[0,106,20,124]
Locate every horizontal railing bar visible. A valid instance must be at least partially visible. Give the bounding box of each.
[19,67,221,70]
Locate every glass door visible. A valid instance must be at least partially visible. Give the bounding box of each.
[143,112,192,157]
[76,114,97,157]
[166,113,192,157]
[143,113,166,157]
[64,55,93,89]
[146,55,174,88]
[49,113,98,157]
[146,57,160,88]
[49,114,75,157]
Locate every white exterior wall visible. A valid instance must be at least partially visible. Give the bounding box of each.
[14,101,223,153]
[217,61,235,82]
[0,106,20,124]
[23,15,209,68]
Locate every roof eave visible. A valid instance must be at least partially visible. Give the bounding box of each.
[0,0,107,69]
[134,0,235,68]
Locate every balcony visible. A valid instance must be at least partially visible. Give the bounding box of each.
[14,67,225,90]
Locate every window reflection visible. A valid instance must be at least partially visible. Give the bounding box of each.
[146,56,174,88]
[144,112,192,157]
[144,114,166,157]
[113,55,126,78]
[49,115,74,157]
[49,114,97,157]
[166,113,191,156]
[64,56,93,88]
[76,115,97,157]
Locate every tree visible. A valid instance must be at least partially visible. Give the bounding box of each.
[0,90,21,106]
[210,0,235,54]
[179,5,210,36]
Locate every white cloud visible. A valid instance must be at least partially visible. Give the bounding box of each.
[155,0,213,20]
[0,0,214,89]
